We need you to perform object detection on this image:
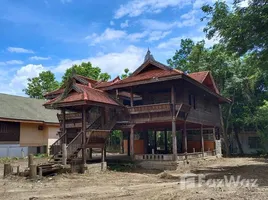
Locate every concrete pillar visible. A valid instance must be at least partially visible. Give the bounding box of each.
[62,143,67,165]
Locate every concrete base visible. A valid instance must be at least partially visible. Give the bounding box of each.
[84,162,107,173]
[101,162,107,171]
[136,160,178,170]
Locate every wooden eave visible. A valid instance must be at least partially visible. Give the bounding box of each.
[102,74,183,90]
[0,117,59,125]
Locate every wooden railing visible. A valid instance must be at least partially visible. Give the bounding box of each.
[128,103,172,114]
[57,113,82,120]
[49,131,66,159]
[67,131,83,159]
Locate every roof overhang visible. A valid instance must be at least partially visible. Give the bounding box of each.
[0,117,59,125]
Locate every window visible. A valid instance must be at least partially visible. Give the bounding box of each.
[248,137,261,149]
[188,94,196,109]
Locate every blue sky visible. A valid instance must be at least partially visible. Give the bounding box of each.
[0,0,227,96]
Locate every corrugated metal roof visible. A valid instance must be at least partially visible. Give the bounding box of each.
[0,93,59,123]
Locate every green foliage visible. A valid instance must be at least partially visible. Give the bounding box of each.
[202,1,268,70]
[61,62,111,84]
[23,71,59,99]
[121,68,132,79]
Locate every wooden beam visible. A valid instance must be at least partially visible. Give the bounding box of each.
[62,109,66,143]
[82,106,87,165]
[183,121,188,159]
[171,85,177,161]
[130,127,134,158]
[201,124,205,157]
[164,129,168,153]
[130,87,134,107]
[154,130,157,154]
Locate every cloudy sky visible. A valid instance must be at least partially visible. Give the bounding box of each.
[0,0,229,96]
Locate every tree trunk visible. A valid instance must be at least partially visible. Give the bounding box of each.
[234,128,244,155]
[219,105,230,156]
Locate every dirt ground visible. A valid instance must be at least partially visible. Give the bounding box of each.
[0,157,268,200]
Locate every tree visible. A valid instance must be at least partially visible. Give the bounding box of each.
[202,1,268,71]
[61,62,111,84]
[23,71,59,99]
[121,68,132,79]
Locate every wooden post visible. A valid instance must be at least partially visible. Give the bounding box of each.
[62,109,66,143]
[38,167,42,178]
[130,87,134,107]
[201,125,205,157]
[89,148,92,159]
[62,143,67,165]
[101,147,105,162]
[130,127,134,159]
[154,130,157,154]
[3,163,12,178]
[29,164,37,179]
[171,85,177,161]
[28,154,34,168]
[164,129,168,153]
[104,146,107,160]
[82,107,87,166]
[183,121,188,159]
[16,165,20,175]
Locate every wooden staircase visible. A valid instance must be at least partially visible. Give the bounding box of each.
[49,109,117,164]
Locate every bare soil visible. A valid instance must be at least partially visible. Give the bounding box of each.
[0,157,268,200]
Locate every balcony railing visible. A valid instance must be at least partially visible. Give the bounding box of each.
[127,103,172,114]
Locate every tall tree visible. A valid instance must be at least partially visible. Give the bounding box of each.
[23,71,59,99]
[61,62,111,84]
[121,68,132,79]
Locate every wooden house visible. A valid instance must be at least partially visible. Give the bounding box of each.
[44,50,230,168]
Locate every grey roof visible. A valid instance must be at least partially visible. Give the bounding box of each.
[0,93,59,123]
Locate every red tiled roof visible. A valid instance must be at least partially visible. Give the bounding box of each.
[76,75,98,85]
[44,88,64,97]
[44,84,119,106]
[188,71,209,83]
[95,76,121,89]
[113,68,182,86]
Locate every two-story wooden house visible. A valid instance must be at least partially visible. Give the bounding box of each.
[44,50,230,170]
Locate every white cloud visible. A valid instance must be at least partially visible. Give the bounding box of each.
[140,19,177,30]
[9,64,46,94]
[237,0,250,7]
[157,35,219,49]
[53,45,145,76]
[110,21,115,26]
[128,31,149,41]
[0,60,23,66]
[7,47,34,54]
[147,31,171,42]
[85,28,127,45]
[29,56,51,61]
[114,0,191,19]
[120,20,129,28]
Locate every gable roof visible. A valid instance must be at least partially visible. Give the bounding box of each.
[0,93,59,123]
[189,71,219,94]
[44,80,120,108]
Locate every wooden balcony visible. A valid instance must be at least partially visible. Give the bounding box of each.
[57,113,82,120]
[126,102,191,123]
[128,103,172,114]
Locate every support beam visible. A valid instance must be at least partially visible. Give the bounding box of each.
[183,121,188,159]
[130,87,134,107]
[62,109,66,143]
[164,129,168,153]
[101,147,105,162]
[130,127,134,159]
[82,107,87,165]
[171,85,177,161]
[154,130,157,154]
[201,124,205,157]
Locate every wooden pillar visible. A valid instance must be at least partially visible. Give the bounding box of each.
[130,127,134,158]
[127,131,130,156]
[144,131,148,154]
[28,154,33,168]
[101,147,105,162]
[154,130,157,154]
[130,87,134,107]
[89,148,92,159]
[171,85,177,161]
[62,109,66,143]
[164,129,168,153]
[201,124,205,157]
[183,121,188,159]
[82,107,87,165]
